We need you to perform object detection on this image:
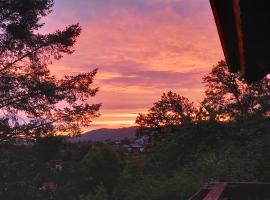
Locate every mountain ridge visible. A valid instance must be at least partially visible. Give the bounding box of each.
[68,126,138,142]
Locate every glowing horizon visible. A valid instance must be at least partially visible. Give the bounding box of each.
[44,0,223,130]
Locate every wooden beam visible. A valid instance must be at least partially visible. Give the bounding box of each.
[210,0,270,82]
[202,182,227,200]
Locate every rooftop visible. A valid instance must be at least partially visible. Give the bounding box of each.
[210,0,270,82]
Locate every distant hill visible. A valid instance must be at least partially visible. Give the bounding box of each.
[68,126,138,142]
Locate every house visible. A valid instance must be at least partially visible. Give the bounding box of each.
[47,160,63,174]
[40,181,58,191]
[130,144,145,153]
[112,137,147,153]
[14,138,34,146]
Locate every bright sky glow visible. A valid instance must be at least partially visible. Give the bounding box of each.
[44,0,223,130]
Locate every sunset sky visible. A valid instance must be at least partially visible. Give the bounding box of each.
[43,0,224,130]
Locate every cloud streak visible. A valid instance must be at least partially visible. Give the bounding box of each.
[43,0,223,130]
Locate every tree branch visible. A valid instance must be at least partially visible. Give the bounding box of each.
[0,45,44,73]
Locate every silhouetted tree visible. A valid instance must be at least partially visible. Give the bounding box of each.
[202,60,270,121]
[136,91,196,141]
[81,145,123,194]
[79,185,109,200]
[35,136,63,161]
[0,0,101,141]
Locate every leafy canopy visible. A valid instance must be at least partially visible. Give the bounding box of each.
[202,60,270,121]
[0,0,101,141]
[136,91,197,140]
[136,61,270,142]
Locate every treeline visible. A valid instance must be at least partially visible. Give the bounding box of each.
[1,62,270,200]
[1,117,270,200]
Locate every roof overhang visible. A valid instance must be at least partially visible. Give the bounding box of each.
[210,0,270,83]
[189,182,270,200]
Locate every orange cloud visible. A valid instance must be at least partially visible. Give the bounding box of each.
[43,0,223,130]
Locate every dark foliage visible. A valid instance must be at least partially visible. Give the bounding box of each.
[1,115,270,200]
[0,0,101,141]
[136,91,197,142]
[201,60,270,120]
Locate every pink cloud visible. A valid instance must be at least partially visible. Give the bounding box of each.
[43,0,223,130]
